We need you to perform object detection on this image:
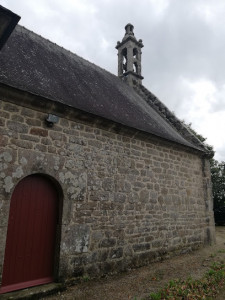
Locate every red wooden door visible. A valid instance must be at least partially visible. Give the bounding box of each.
[0,175,58,294]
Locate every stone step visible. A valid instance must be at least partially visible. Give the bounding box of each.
[0,283,65,300]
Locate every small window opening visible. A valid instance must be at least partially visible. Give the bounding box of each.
[122,48,127,73]
[133,62,138,73]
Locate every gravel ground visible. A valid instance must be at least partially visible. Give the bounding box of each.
[44,226,225,300]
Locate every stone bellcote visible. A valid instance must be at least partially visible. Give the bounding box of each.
[116,23,144,87]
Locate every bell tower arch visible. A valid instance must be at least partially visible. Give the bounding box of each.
[116,23,144,87]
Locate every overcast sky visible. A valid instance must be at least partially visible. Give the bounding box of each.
[2,0,225,161]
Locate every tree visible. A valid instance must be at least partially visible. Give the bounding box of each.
[210,159,225,209]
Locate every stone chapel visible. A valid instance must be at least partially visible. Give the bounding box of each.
[0,5,215,295]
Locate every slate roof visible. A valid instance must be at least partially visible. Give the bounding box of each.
[0,25,207,152]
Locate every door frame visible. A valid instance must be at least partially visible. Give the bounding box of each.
[0,173,63,294]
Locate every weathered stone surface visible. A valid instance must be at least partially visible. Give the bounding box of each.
[26,118,42,126]
[100,238,116,248]
[62,224,90,254]
[7,120,28,133]
[30,127,48,137]
[0,100,215,285]
[110,247,123,259]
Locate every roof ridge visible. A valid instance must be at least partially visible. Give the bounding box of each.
[134,84,209,153]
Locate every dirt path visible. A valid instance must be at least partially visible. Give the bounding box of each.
[45,226,225,300]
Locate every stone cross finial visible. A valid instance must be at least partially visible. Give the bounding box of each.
[116,24,144,87]
[125,23,134,36]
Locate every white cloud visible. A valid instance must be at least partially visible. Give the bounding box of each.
[149,0,169,17]
[176,78,225,161]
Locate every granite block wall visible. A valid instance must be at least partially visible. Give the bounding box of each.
[0,99,215,283]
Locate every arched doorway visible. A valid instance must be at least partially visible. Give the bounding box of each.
[0,174,59,294]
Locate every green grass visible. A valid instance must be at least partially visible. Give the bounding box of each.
[218,249,225,254]
[82,275,90,282]
[148,261,225,299]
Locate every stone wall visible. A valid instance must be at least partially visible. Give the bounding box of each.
[0,97,215,284]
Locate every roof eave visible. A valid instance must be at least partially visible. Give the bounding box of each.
[0,5,21,50]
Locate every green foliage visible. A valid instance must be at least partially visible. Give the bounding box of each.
[210,159,225,209]
[218,249,225,254]
[149,262,225,299]
[168,280,176,288]
[82,275,90,282]
[183,121,214,153]
[149,292,161,300]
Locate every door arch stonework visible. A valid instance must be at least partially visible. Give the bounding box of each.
[0,174,60,294]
